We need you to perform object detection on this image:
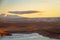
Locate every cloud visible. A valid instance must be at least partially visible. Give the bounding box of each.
[8,10,40,14]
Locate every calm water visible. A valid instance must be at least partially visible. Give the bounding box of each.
[0,33,59,40]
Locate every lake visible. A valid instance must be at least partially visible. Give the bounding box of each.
[0,33,59,40]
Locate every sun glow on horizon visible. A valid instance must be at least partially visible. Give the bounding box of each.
[0,0,60,18]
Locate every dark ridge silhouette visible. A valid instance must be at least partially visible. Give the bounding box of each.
[0,14,60,39]
[8,10,40,14]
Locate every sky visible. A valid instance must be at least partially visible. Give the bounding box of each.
[0,0,60,18]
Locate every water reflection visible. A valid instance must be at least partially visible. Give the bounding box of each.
[0,33,59,40]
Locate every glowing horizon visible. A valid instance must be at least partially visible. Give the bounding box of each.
[0,0,60,18]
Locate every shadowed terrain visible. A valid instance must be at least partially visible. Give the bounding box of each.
[0,14,60,39]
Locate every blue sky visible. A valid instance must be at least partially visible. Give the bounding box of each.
[1,0,48,6]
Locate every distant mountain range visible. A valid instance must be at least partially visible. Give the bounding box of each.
[0,14,60,23]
